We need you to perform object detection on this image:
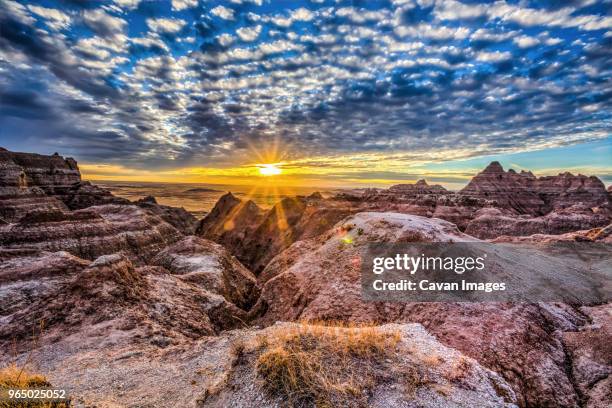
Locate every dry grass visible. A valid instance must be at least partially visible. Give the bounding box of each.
[0,320,69,407]
[0,364,50,389]
[0,364,69,407]
[446,356,472,383]
[254,322,403,407]
[421,354,444,367]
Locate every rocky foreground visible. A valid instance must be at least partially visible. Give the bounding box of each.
[0,148,611,407]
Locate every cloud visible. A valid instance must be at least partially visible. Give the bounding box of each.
[147,17,187,33]
[217,33,234,47]
[476,50,512,62]
[27,5,71,30]
[113,0,141,11]
[172,0,198,11]
[395,24,470,40]
[270,7,317,27]
[433,0,488,20]
[130,36,169,54]
[1,0,610,174]
[335,7,386,23]
[291,7,314,22]
[82,9,126,37]
[513,35,540,48]
[1,0,36,25]
[440,1,612,32]
[211,5,234,20]
[236,25,261,42]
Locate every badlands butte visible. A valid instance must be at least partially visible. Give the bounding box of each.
[0,147,611,408]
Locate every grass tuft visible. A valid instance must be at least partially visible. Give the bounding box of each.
[0,364,50,389]
[254,322,402,407]
[0,364,69,408]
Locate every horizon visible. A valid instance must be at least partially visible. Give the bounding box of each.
[1,1,611,188]
[38,135,612,189]
[3,137,611,189]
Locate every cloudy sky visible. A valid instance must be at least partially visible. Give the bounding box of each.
[0,0,610,187]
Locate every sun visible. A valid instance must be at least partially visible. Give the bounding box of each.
[258,164,282,176]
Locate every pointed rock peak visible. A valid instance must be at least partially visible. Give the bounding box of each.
[214,192,241,211]
[220,191,239,201]
[416,179,428,186]
[243,199,262,213]
[482,161,504,174]
[278,195,306,209]
[308,191,323,199]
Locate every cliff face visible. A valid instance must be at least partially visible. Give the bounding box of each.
[0,205,184,264]
[0,148,261,352]
[250,212,611,407]
[0,148,81,191]
[387,179,449,194]
[460,161,610,215]
[0,148,128,222]
[0,148,202,235]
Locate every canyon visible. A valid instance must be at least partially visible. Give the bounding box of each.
[0,148,610,407]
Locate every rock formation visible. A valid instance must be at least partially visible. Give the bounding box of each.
[0,184,67,224]
[196,192,266,267]
[0,148,80,191]
[198,193,358,273]
[135,195,198,234]
[197,167,610,270]
[490,223,612,244]
[0,148,127,223]
[204,323,517,408]
[388,179,449,194]
[250,212,611,407]
[0,205,184,264]
[1,148,610,407]
[151,236,259,309]
[465,205,611,239]
[460,161,610,215]
[0,249,250,352]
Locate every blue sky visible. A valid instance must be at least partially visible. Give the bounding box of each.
[0,0,610,186]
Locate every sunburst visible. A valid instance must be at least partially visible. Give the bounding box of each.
[257,163,282,176]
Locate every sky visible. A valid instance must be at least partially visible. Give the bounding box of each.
[0,0,611,188]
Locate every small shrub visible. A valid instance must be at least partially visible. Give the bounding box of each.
[255,323,401,407]
[0,364,50,389]
[0,364,69,407]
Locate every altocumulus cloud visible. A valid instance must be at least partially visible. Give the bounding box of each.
[0,0,610,170]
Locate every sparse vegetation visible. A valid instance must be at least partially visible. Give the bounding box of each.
[0,364,69,407]
[421,354,444,367]
[254,322,403,407]
[0,364,49,389]
[446,356,472,383]
[1,320,69,407]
